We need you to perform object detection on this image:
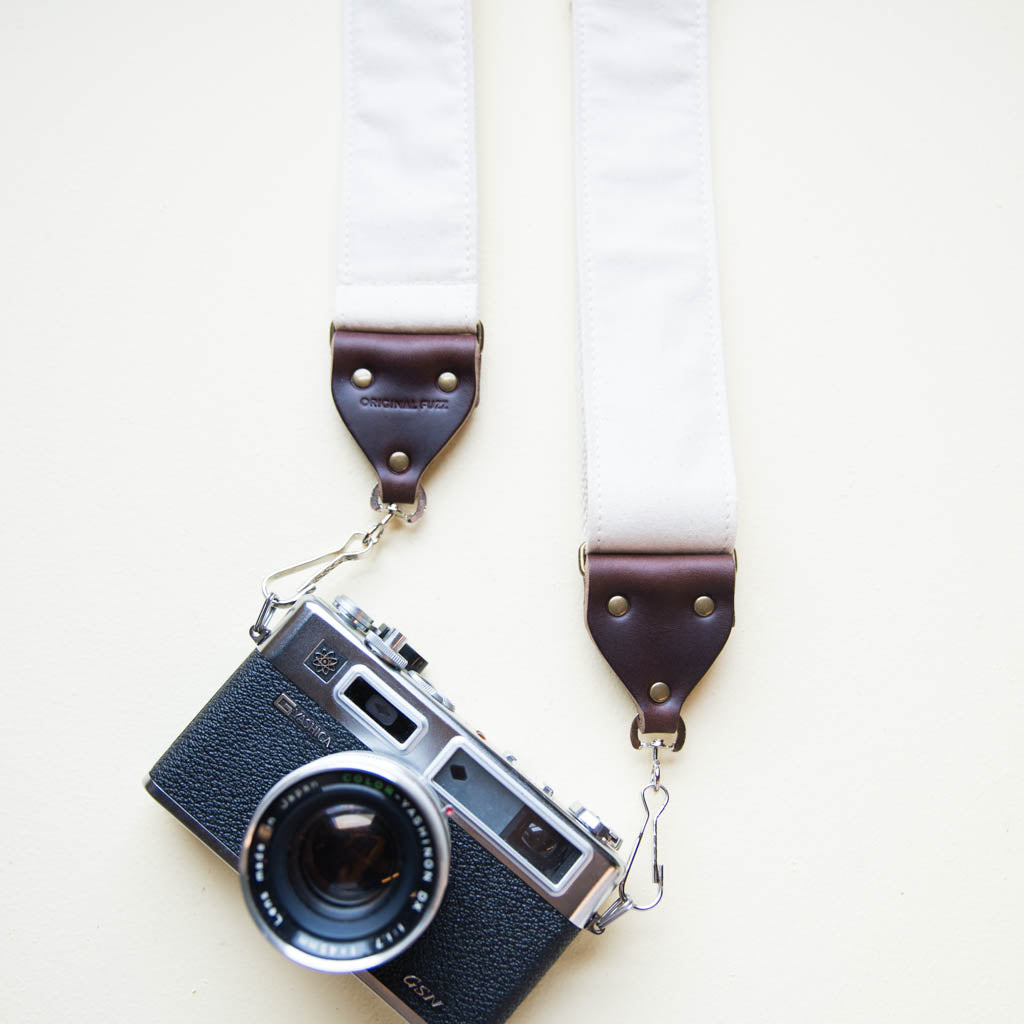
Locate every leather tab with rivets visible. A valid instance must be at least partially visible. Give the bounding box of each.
[331,328,481,505]
[584,553,736,736]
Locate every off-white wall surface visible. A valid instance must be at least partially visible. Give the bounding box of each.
[1,2,1022,1022]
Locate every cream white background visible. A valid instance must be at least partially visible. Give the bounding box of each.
[2,1,1022,1021]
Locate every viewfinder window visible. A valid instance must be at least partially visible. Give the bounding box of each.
[343,676,416,744]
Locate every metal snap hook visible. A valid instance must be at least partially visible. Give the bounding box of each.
[587,780,670,933]
[587,734,678,934]
[626,782,670,911]
[248,500,421,643]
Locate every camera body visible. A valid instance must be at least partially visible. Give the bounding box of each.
[147,594,623,1024]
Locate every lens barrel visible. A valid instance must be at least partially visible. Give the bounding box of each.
[239,752,450,973]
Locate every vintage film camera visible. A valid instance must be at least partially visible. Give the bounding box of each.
[147,594,624,1024]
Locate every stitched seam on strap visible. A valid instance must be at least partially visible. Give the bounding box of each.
[696,0,735,550]
[341,0,356,290]
[577,3,603,550]
[460,0,473,297]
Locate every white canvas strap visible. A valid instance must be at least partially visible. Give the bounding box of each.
[572,0,737,554]
[574,1,738,750]
[335,0,478,332]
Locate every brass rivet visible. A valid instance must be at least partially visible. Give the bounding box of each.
[694,595,715,617]
[351,368,373,389]
[607,595,630,617]
[437,371,458,393]
[649,681,670,703]
[388,451,410,473]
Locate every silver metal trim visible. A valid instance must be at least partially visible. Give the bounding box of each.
[426,737,591,897]
[238,751,451,974]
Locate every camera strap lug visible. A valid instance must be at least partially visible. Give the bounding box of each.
[330,325,483,511]
[583,552,735,737]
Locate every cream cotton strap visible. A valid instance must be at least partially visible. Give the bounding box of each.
[331,0,482,511]
[573,0,737,742]
[334,0,478,332]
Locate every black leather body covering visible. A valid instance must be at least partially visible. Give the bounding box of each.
[149,651,579,1024]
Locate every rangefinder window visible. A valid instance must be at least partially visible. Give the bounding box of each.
[432,748,584,886]
[343,676,416,743]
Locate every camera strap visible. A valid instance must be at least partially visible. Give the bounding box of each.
[251,0,481,640]
[329,0,482,516]
[573,0,738,929]
[249,0,738,931]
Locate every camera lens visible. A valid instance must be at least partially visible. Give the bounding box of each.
[295,803,401,909]
[240,752,450,974]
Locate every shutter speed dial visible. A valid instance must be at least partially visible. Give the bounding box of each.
[364,624,427,673]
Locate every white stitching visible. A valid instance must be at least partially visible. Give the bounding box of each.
[576,2,604,550]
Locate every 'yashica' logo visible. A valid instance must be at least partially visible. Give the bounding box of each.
[273,693,296,716]
[273,693,331,750]
[304,641,344,683]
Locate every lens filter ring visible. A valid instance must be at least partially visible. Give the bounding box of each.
[239,752,450,973]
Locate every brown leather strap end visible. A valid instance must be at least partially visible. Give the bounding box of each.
[584,552,736,736]
[331,329,481,504]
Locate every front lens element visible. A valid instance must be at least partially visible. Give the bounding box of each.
[295,803,401,909]
[240,752,450,974]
